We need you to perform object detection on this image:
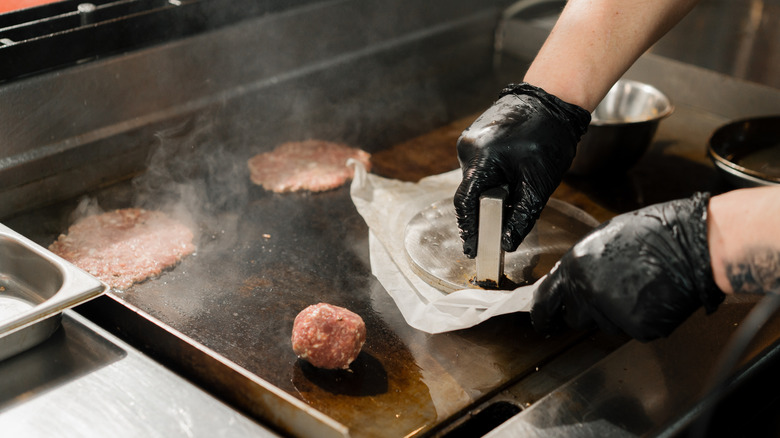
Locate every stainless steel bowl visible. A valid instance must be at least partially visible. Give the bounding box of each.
[708,116,780,188]
[569,79,674,175]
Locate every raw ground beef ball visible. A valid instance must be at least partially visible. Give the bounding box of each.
[291,303,366,369]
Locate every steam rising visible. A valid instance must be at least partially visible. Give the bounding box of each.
[128,110,250,251]
[66,109,252,257]
[58,0,471,256]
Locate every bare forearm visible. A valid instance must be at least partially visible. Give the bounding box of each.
[523,0,700,111]
[708,186,780,295]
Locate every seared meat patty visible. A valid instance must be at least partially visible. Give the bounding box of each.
[247,140,371,193]
[49,208,195,290]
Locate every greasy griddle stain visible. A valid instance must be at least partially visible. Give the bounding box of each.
[371,116,470,182]
[238,274,272,297]
[290,326,438,438]
[289,304,438,437]
[469,273,523,290]
[212,252,439,438]
[293,352,387,396]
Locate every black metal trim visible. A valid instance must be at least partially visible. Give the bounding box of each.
[0,0,313,83]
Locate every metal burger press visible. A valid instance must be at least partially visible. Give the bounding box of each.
[404,191,600,294]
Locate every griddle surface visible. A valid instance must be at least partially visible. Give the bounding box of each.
[107,184,585,437]
[9,96,728,435]
[5,119,590,437]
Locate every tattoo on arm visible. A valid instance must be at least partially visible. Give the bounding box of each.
[726,249,780,295]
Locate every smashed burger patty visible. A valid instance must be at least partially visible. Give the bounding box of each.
[49,208,196,290]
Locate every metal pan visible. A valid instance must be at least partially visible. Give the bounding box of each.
[707,116,780,187]
[0,223,107,362]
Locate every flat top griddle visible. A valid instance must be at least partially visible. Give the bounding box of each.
[4,2,779,435]
[111,184,588,437]
[6,116,594,438]
[6,95,731,436]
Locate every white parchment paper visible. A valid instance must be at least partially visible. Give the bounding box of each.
[348,160,540,334]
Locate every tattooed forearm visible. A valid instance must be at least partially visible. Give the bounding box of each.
[725,248,780,294]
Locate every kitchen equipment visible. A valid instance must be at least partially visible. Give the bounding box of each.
[404,197,598,294]
[0,309,274,437]
[0,223,106,362]
[569,79,674,175]
[3,0,780,436]
[351,163,541,333]
[707,115,780,187]
[475,187,507,287]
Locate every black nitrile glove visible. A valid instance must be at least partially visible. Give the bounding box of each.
[530,192,726,342]
[454,83,591,258]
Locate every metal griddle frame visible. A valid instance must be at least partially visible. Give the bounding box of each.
[0,0,314,83]
[4,1,780,437]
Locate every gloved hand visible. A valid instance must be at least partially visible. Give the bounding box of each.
[530,193,726,342]
[454,83,591,258]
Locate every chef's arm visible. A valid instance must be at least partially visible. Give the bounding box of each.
[454,0,701,257]
[524,0,701,111]
[708,186,780,295]
[530,186,780,341]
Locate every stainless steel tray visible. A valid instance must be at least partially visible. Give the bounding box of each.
[0,223,107,361]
